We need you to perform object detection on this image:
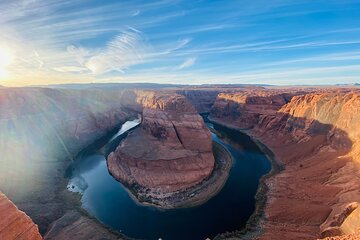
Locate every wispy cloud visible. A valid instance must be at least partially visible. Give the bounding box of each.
[85,28,149,74]
[1,0,360,86]
[262,51,360,68]
[66,45,89,66]
[106,64,360,86]
[162,38,191,54]
[172,39,360,56]
[53,66,88,73]
[132,10,141,16]
[178,57,196,69]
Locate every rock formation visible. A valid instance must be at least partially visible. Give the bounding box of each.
[2,84,360,239]
[0,87,131,235]
[176,89,221,113]
[210,90,307,129]
[0,191,42,240]
[320,230,360,240]
[108,91,215,206]
[210,89,360,239]
[44,211,123,240]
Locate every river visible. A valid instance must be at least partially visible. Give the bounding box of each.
[66,119,271,240]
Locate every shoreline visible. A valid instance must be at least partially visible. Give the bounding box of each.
[47,118,139,239]
[60,116,278,239]
[109,141,234,210]
[207,117,284,240]
[61,117,233,238]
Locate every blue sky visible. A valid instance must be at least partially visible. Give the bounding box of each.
[1,0,360,86]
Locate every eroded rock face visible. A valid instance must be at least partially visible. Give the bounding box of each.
[44,211,123,240]
[176,89,220,113]
[210,90,302,129]
[3,85,360,239]
[319,230,360,240]
[0,191,42,240]
[209,89,360,239]
[108,92,215,195]
[0,87,131,234]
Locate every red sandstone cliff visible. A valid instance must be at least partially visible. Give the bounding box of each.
[210,91,295,129]
[320,230,360,240]
[0,191,42,240]
[108,91,215,195]
[43,211,123,240]
[210,89,360,239]
[176,89,221,113]
[2,85,360,239]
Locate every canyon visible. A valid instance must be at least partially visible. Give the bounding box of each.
[0,84,359,239]
[107,91,230,208]
[210,89,360,239]
[0,87,132,239]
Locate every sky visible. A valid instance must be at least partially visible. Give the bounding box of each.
[1,0,360,86]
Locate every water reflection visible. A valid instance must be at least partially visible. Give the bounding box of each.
[66,120,271,240]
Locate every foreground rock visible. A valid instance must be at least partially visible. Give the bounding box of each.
[44,211,123,240]
[320,230,360,240]
[108,92,218,208]
[0,191,42,240]
[210,89,360,239]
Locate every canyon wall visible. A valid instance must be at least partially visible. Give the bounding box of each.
[2,85,359,239]
[108,91,215,195]
[43,211,122,240]
[210,91,296,129]
[210,90,360,239]
[176,89,221,113]
[0,87,131,236]
[0,191,42,240]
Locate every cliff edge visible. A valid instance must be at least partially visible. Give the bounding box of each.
[210,89,360,239]
[0,191,42,240]
[108,91,216,207]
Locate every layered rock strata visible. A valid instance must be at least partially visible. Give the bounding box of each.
[3,85,360,239]
[320,230,360,240]
[44,211,123,240]
[176,89,221,113]
[108,92,217,207]
[210,90,360,239]
[0,191,42,240]
[210,90,303,129]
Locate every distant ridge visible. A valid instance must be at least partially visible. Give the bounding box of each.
[32,82,273,90]
[199,83,273,87]
[335,83,360,86]
[23,82,360,89]
[32,82,187,90]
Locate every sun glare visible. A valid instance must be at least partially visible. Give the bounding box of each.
[0,47,13,79]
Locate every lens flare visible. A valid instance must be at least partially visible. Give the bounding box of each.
[0,47,13,79]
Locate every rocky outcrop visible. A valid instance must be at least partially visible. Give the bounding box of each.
[108,91,215,206]
[210,89,360,239]
[320,232,360,240]
[44,211,123,240]
[321,202,360,238]
[0,191,42,240]
[210,90,302,129]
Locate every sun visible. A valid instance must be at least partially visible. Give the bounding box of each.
[0,47,13,79]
